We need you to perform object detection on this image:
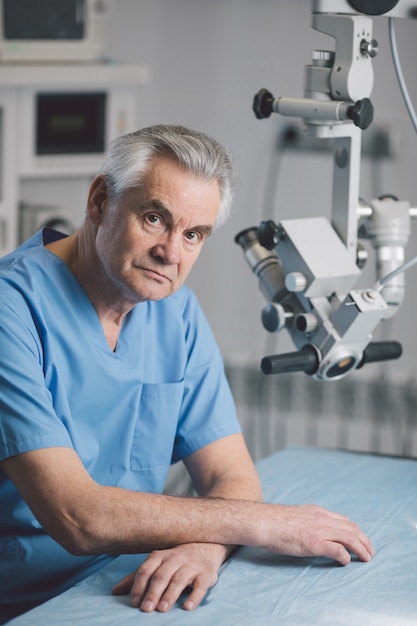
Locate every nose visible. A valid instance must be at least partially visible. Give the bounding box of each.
[151,232,181,265]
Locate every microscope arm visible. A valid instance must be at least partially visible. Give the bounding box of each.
[253,89,373,129]
[236,1,415,380]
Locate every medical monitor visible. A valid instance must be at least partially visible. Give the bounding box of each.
[0,0,111,63]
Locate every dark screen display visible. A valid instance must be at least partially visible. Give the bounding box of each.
[3,0,85,40]
[36,93,106,155]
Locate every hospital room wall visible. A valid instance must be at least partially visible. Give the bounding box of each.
[106,0,417,379]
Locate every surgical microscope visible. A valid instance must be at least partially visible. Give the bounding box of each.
[236,0,417,381]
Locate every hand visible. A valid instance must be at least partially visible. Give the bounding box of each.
[112,542,228,613]
[262,503,374,565]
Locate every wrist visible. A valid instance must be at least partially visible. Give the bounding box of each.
[200,542,232,565]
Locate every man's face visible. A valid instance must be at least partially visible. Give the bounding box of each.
[94,156,221,303]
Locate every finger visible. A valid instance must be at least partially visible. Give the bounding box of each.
[142,569,194,612]
[319,540,352,566]
[156,569,216,613]
[336,520,374,562]
[129,553,166,609]
[312,508,374,562]
[182,578,214,611]
[361,528,375,556]
[112,572,135,596]
[345,529,374,562]
[319,526,373,565]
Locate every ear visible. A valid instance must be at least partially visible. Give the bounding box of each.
[87,175,108,225]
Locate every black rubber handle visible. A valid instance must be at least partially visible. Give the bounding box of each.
[357,341,403,369]
[261,345,319,375]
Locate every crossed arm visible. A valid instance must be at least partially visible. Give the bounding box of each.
[0,433,374,613]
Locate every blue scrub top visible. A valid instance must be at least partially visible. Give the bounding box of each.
[0,230,241,609]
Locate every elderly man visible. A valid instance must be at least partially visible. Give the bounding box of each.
[0,125,373,622]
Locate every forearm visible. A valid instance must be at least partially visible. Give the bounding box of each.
[2,443,263,557]
[67,486,265,556]
[47,480,374,570]
[77,454,263,556]
[2,445,374,567]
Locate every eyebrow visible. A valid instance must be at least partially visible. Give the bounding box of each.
[142,199,214,237]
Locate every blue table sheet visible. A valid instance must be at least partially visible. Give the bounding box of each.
[8,446,417,625]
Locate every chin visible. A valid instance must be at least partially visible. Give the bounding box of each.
[134,287,172,302]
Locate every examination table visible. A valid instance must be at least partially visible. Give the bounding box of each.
[8,446,417,625]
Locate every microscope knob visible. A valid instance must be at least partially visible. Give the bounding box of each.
[296,313,318,334]
[348,98,374,130]
[253,88,274,119]
[360,38,379,58]
[262,303,293,332]
[285,272,307,293]
[312,50,334,68]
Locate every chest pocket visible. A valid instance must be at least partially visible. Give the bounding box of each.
[131,381,185,472]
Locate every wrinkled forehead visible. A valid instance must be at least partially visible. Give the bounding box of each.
[115,156,221,225]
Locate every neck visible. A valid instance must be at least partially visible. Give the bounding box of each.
[46,227,133,351]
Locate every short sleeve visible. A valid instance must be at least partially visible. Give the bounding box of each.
[171,290,241,463]
[0,294,72,461]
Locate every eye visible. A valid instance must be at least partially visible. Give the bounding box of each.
[185,230,202,244]
[144,213,163,227]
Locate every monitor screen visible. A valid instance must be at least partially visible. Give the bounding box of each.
[3,0,85,40]
[36,92,106,155]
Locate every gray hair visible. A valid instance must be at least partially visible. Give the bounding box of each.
[99,124,236,228]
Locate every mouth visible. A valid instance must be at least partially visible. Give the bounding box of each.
[139,266,172,282]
